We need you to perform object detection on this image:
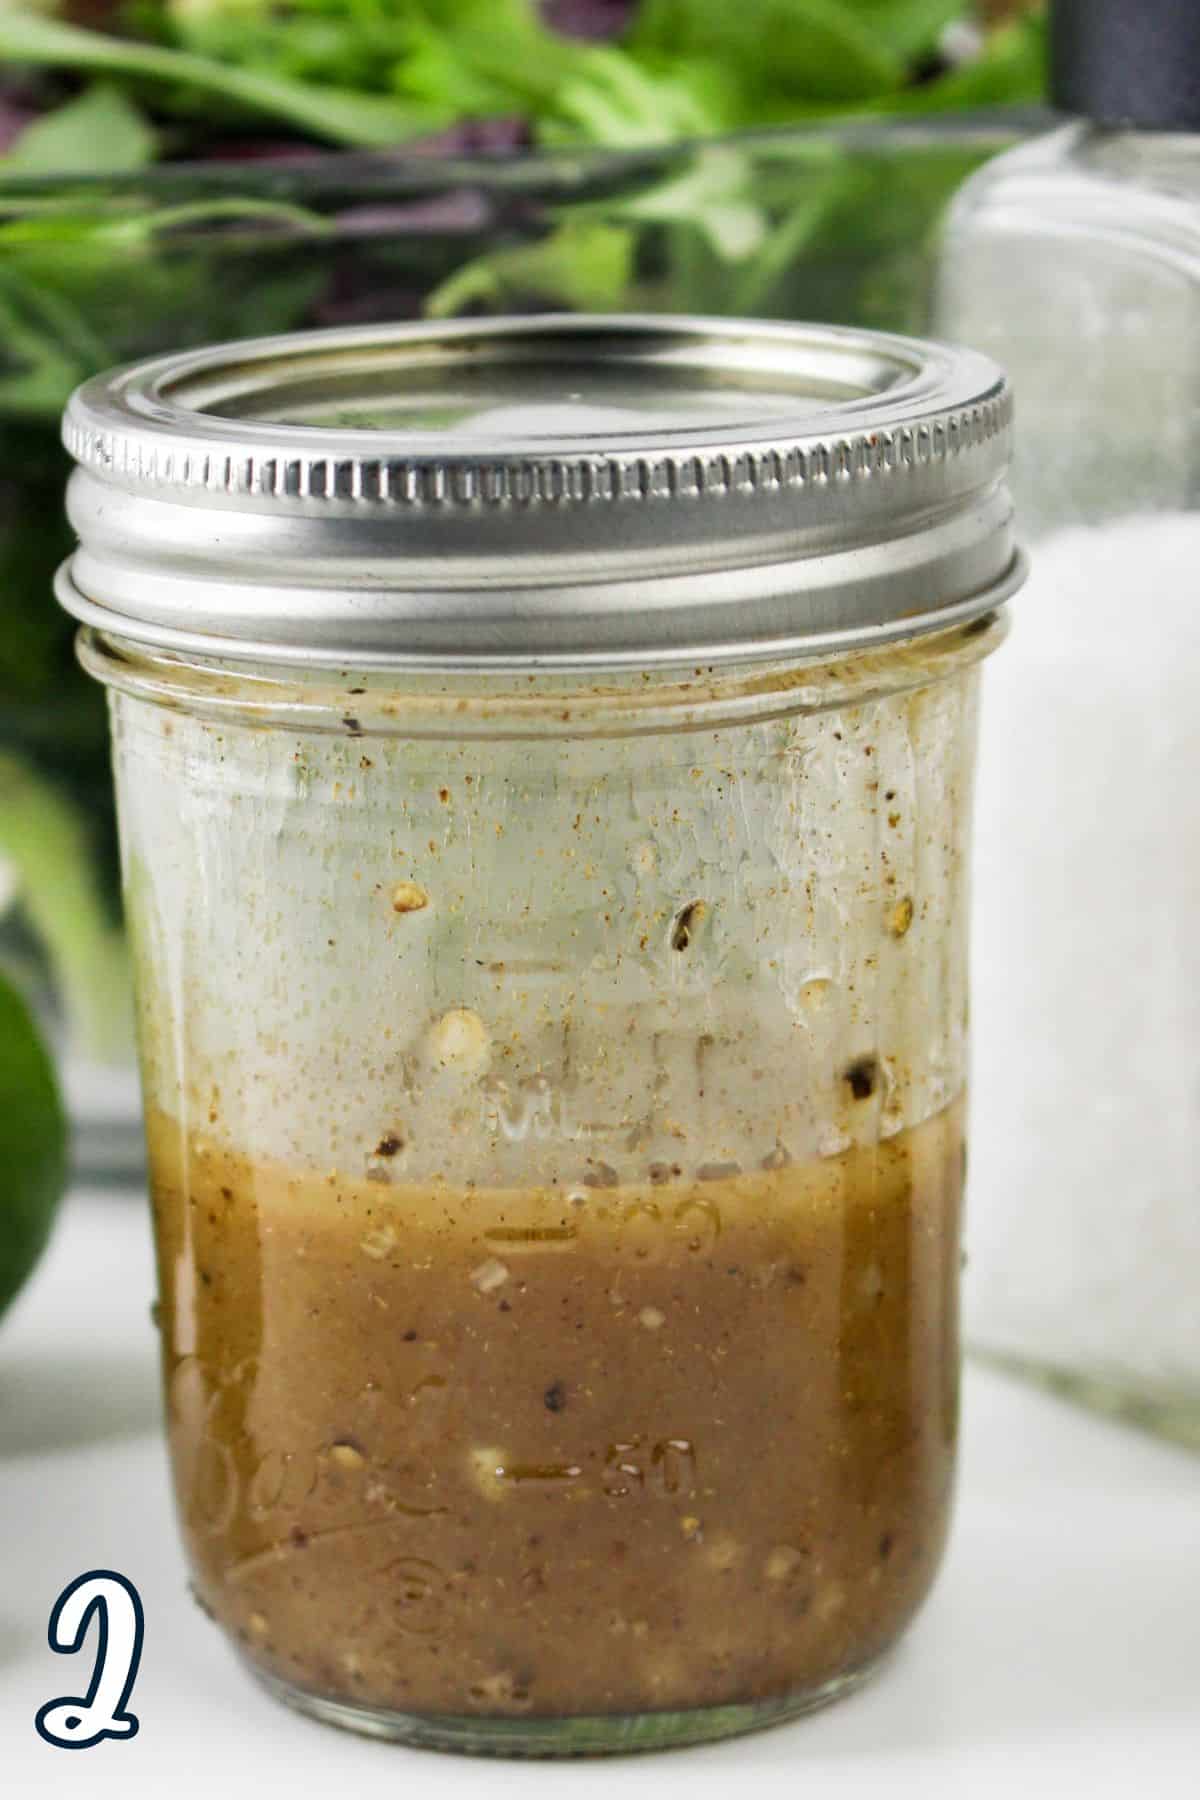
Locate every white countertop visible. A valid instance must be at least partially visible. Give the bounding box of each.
[3,1185,1199,1799]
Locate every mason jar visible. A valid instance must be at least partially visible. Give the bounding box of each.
[58,317,1020,1755]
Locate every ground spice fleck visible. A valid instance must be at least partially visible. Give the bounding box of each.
[888,896,915,939]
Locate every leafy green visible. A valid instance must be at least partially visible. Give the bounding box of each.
[879,13,1047,112]
[630,0,906,112]
[0,470,77,699]
[0,288,118,416]
[394,0,585,118]
[853,1,969,60]
[0,752,130,1063]
[0,967,67,1320]
[428,215,635,317]
[542,46,741,146]
[159,0,419,92]
[3,81,158,175]
[0,3,1046,156]
[0,196,330,422]
[0,10,441,147]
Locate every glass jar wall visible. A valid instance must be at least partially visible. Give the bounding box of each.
[91,636,988,1751]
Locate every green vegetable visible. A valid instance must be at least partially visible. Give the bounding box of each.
[0,0,1046,1134]
[3,82,158,175]
[879,14,1048,112]
[0,10,441,148]
[0,967,67,1320]
[630,0,907,111]
[0,752,130,1063]
[394,0,589,121]
[428,216,635,318]
[0,196,330,424]
[0,4,1046,153]
[853,1,969,60]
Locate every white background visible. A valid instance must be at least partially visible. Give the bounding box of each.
[2,1184,1199,1798]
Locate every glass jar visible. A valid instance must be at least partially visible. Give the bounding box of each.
[936,0,1200,1446]
[58,316,1020,1753]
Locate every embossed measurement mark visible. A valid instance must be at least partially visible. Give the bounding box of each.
[497,1462,584,1485]
[606,1197,722,1258]
[602,1437,697,1498]
[484,1225,578,1249]
[481,1197,722,1259]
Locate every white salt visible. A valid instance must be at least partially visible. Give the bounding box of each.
[968,512,1200,1399]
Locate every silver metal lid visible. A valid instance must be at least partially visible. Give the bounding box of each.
[57,314,1020,671]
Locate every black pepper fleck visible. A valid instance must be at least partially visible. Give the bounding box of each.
[844,1055,879,1100]
[543,1382,567,1413]
[671,899,706,952]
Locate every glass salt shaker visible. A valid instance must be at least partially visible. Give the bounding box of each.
[938,0,1200,1446]
[58,315,1020,1751]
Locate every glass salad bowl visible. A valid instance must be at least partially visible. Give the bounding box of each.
[0,113,1032,1179]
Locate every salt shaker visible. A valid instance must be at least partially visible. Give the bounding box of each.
[937,0,1200,1446]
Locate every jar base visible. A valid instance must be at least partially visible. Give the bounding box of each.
[245,1658,883,1757]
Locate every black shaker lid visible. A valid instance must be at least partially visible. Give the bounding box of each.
[1051,0,1200,129]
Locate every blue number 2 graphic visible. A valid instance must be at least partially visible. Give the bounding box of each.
[35,1570,144,1750]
